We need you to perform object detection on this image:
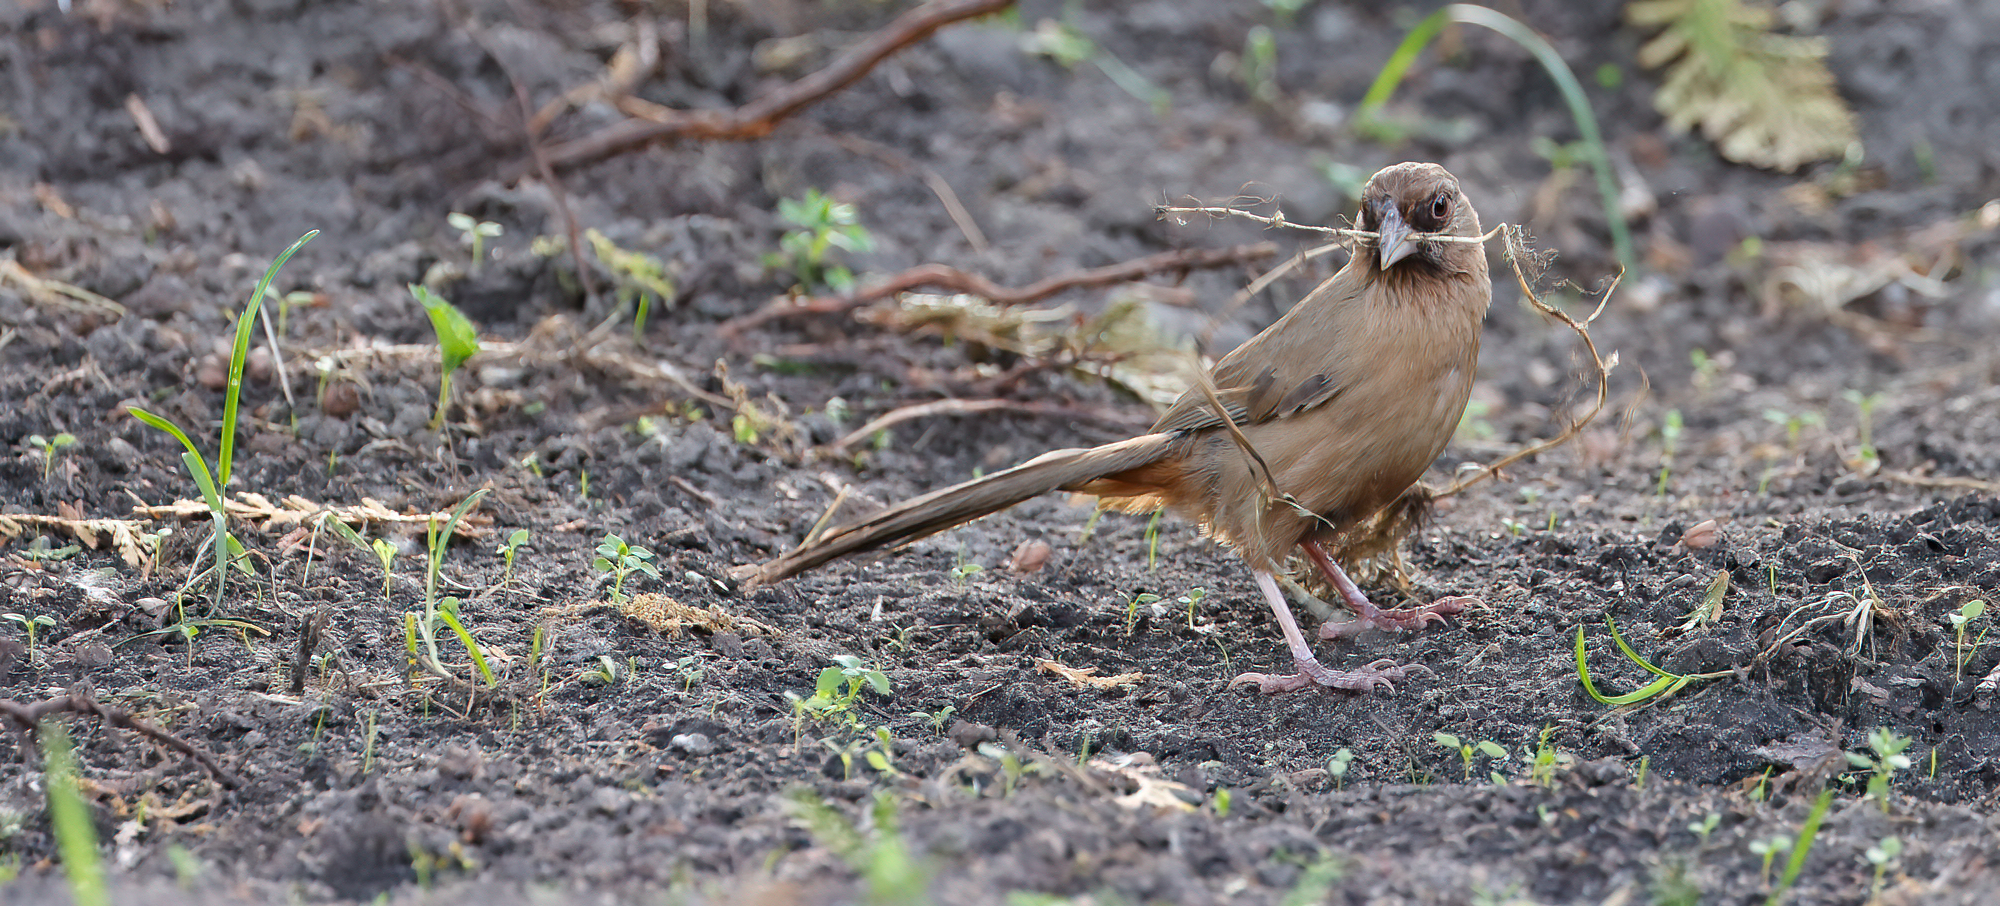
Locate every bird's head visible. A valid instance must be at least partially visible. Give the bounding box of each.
[1357,162,1483,276]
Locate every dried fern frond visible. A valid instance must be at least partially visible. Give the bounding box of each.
[1627,0,1858,171]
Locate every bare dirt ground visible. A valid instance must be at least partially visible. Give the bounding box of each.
[3,1,1999,903]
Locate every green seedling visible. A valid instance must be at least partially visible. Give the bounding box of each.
[130,231,314,610]
[400,489,494,687]
[1211,787,1232,818]
[1688,812,1721,844]
[1433,731,1507,782]
[1240,25,1279,107]
[1575,616,1732,706]
[262,285,317,337]
[766,188,874,294]
[409,284,479,430]
[497,528,530,587]
[593,533,660,605]
[2,612,56,664]
[1846,727,1912,813]
[1656,409,1683,497]
[1501,516,1527,538]
[1748,833,1793,887]
[1841,389,1886,472]
[585,229,675,343]
[1947,599,1987,684]
[787,654,892,735]
[1357,4,1631,272]
[447,212,503,273]
[1688,347,1722,393]
[1767,789,1833,906]
[823,737,861,781]
[912,704,956,736]
[785,788,931,906]
[25,433,75,481]
[976,742,1025,798]
[1864,836,1902,901]
[1761,408,1825,452]
[949,546,984,586]
[865,726,900,777]
[40,722,108,906]
[1023,15,1169,115]
[1326,747,1356,791]
[1145,509,1165,570]
[1124,590,1161,636]
[1679,569,1729,632]
[1180,587,1207,629]
[1524,725,1573,786]
[675,654,704,693]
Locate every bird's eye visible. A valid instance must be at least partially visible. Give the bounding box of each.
[1431,193,1452,220]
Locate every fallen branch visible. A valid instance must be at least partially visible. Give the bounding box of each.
[1,685,242,788]
[536,0,1016,172]
[719,243,1279,337]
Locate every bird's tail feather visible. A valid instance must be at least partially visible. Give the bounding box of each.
[734,433,1179,587]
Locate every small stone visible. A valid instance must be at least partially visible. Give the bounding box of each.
[670,733,716,756]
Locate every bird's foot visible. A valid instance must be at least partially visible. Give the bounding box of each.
[1228,657,1428,695]
[1318,595,1477,640]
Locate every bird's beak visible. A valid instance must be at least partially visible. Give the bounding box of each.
[1375,202,1416,270]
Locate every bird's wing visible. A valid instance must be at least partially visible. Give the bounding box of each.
[1150,272,1361,435]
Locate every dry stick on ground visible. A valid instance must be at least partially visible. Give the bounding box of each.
[820,398,1137,455]
[0,686,242,788]
[718,243,1280,337]
[533,0,1017,174]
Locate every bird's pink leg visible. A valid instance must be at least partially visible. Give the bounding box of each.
[1301,539,1476,640]
[1229,570,1422,694]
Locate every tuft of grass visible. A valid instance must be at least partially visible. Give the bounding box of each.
[1356,4,1632,273]
[130,230,316,610]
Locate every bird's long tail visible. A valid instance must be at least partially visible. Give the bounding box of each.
[733,433,1180,587]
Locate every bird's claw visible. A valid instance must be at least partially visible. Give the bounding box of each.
[1318,595,1478,640]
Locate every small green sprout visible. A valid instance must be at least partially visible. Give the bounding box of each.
[1841,389,1886,472]
[1947,599,1988,684]
[1865,836,1903,901]
[1688,812,1721,844]
[1433,731,1507,781]
[40,723,108,906]
[593,533,660,605]
[1524,726,1572,786]
[913,704,957,735]
[25,433,75,480]
[1656,408,1684,496]
[1326,747,1356,791]
[1124,590,1161,636]
[1180,587,1207,629]
[409,284,479,430]
[585,229,674,343]
[766,188,874,293]
[1748,833,1792,887]
[1846,727,1912,812]
[949,548,984,586]
[675,654,704,693]
[786,654,891,734]
[497,528,531,586]
[1,612,57,664]
[1767,790,1833,906]
[447,212,503,272]
[1211,787,1232,818]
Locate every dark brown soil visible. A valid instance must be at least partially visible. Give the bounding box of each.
[3,1,1999,904]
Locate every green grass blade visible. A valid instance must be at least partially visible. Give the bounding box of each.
[424,488,491,608]
[220,230,317,488]
[1575,623,1680,706]
[1356,5,1633,274]
[129,409,219,505]
[1768,788,1833,906]
[436,602,496,688]
[1605,615,1681,679]
[40,721,109,906]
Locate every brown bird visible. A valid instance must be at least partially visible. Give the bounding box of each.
[736,162,1491,694]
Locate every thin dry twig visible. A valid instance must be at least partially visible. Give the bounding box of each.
[821,398,1130,454]
[1,685,242,787]
[719,243,1279,337]
[535,0,1016,173]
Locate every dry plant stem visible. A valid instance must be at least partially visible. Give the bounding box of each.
[821,398,1129,454]
[537,0,1017,173]
[719,243,1279,337]
[1,687,242,787]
